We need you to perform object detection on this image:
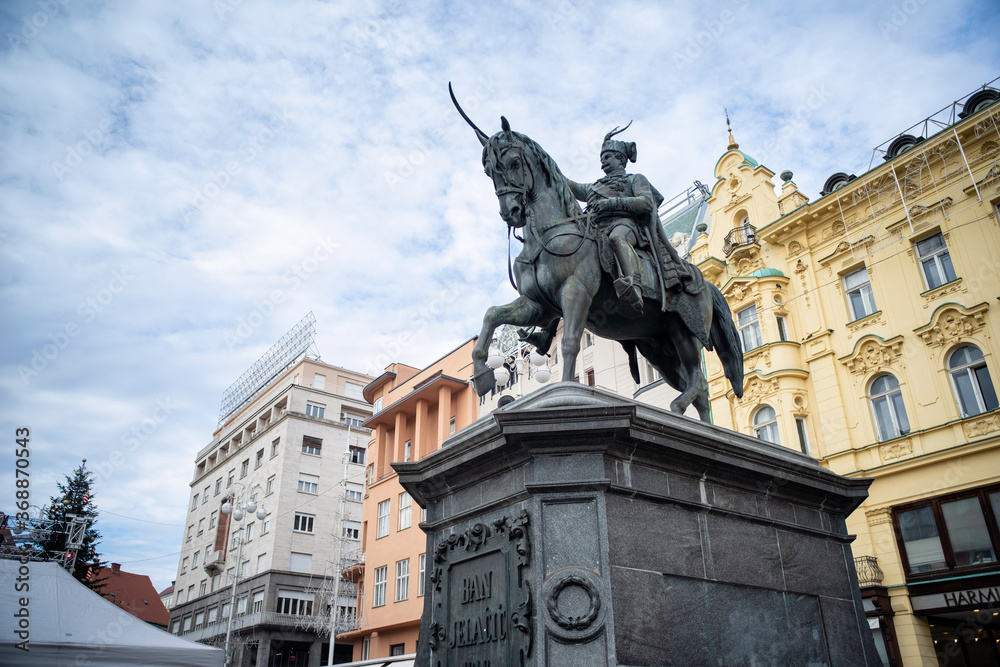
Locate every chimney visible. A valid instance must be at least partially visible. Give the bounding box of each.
[112,563,121,575]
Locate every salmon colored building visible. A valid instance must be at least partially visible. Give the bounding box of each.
[342,338,480,661]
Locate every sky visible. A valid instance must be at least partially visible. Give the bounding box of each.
[1,0,998,592]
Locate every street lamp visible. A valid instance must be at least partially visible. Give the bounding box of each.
[486,325,551,391]
[220,483,266,666]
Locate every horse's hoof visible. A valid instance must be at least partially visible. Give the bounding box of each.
[472,368,496,397]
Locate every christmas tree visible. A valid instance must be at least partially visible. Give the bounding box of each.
[41,459,107,592]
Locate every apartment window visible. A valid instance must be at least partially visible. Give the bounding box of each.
[210,511,217,529]
[186,525,193,542]
[586,368,596,387]
[775,316,788,342]
[257,553,266,573]
[192,550,201,567]
[343,520,361,540]
[362,637,370,660]
[181,557,189,574]
[261,515,270,534]
[183,615,192,632]
[349,446,366,464]
[346,483,363,503]
[302,435,322,456]
[187,585,194,601]
[211,574,220,591]
[737,304,762,351]
[373,566,387,607]
[266,476,275,495]
[255,449,264,469]
[948,345,998,417]
[449,417,456,434]
[231,532,240,550]
[215,478,222,495]
[176,589,185,605]
[195,610,205,628]
[271,438,279,457]
[916,232,957,290]
[198,580,206,597]
[403,440,412,462]
[298,473,319,494]
[418,553,426,597]
[366,464,374,486]
[293,513,315,533]
[794,418,810,455]
[289,552,312,573]
[894,485,1000,577]
[344,412,366,428]
[227,469,234,487]
[221,602,231,618]
[395,558,410,602]
[240,459,249,478]
[398,492,412,531]
[345,381,364,399]
[753,405,780,445]
[869,374,910,441]
[844,267,877,320]
[226,568,235,586]
[245,522,254,541]
[313,373,326,390]
[390,643,405,656]
[191,493,199,510]
[237,596,248,615]
[421,506,427,523]
[305,401,326,419]
[252,590,264,614]
[377,499,390,538]
[197,518,204,535]
[207,606,218,623]
[583,331,595,348]
[374,397,383,414]
[170,619,180,634]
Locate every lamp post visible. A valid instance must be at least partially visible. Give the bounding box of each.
[486,325,551,393]
[221,483,266,667]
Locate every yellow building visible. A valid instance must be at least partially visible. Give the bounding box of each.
[691,83,1000,666]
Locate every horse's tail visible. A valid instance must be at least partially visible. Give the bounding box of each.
[709,283,744,398]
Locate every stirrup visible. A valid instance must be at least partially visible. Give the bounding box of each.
[614,276,644,316]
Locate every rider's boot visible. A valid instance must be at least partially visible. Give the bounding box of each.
[612,240,644,316]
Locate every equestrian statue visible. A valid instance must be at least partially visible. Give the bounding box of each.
[450,85,743,421]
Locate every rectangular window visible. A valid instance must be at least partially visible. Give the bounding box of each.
[349,446,366,464]
[266,476,275,495]
[210,511,217,529]
[345,381,364,399]
[176,589,185,604]
[398,492,412,531]
[421,506,427,523]
[418,553,426,597]
[775,316,788,342]
[377,499,390,538]
[298,473,319,494]
[390,644,405,656]
[212,574,220,591]
[795,418,810,455]
[192,550,201,567]
[187,525,193,542]
[191,493,199,509]
[289,552,312,573]
[252,590,264,614]
[449,417,456,434]
[231,532,240,550]
[404,440,412,462]
[271,438,279,457]
[257,553,266,573]
[346,483,363,503]
[844,267,877,320]
[197,518,205,535]
[240,459,249,478]
[261,515,270,534]
[374,396,383,414]
[195,610,204,628]
[343,520,361,540]
[215,478,222,495]
[245,522,254,541]
[583,331,594,348]
[221,602,231,619]
[586,368,596,387]
[737,304,762,351]
[293,513,315,533]
[183,615,192,632]
[395,558,409,602]
[227,470,234,487]
[181,557,189,574]
[916,232,957,290]
[313,373,326,390]
[171,619,180,634]
[302,435,322,455]
[207,606,218,623]
[344,412,367,428]
[305,401,326,419]
[255,449,264,468]
[362,637,370,660]
[203,486,210,503]
[237,596,248,615]
[373,565,387,607]
[198,580,206,597]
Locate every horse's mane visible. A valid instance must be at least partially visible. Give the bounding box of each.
[484,131,583,221]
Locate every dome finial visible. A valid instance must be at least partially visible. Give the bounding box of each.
[725,107,739,150]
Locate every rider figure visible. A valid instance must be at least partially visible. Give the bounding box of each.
[567,125,689,314]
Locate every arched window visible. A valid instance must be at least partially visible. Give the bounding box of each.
[753,405,780,444]
[868,374,910,441]
[948,345,999,417]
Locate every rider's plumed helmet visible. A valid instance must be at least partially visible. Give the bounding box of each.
[601,122,637,164]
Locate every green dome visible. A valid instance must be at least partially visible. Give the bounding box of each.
[748,268,785,278]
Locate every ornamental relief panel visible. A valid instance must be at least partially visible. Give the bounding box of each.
[879,439,913,463]
[865,507,893,526]
[846,311,884,339]
[961,413,1000,439]
[921,278,967,308]
[740,376,779,404]
[916,304,990,348]
[842,337,904,376]
[786,240,804,259]
[744,345,771,371]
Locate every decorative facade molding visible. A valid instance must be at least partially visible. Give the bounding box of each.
[740,376,780,404]
[915,302,990,348]
[920,278,966,308]
[846,311,884,339]
[961,413,1000,439]
[879,439,913,463]
[840,336,905,376]
[744,345,771,371]
[786,240,805,259]
[865,507,893,527]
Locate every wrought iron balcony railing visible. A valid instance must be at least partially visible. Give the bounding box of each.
[853,555,885,587]
[723,223,757,257]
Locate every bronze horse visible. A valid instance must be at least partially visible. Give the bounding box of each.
[453,92,743,420]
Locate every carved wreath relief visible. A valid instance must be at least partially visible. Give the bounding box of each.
[428,510,532,667]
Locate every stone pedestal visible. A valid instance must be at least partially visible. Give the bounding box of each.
[394,383,881,666]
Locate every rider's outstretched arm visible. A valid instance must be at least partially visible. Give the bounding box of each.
[566,179,589,202]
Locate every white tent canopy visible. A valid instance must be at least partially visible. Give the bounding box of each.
[0,559,223,666]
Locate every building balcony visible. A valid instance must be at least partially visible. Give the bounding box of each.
[203,550,225,575]
[853,555,885,588]
[179,611,329,642]
[723,223,758,257]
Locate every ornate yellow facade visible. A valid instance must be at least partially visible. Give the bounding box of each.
[692,87,1000,666]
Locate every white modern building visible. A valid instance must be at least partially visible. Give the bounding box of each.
[169,327,373,667]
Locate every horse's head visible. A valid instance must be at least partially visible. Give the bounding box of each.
[483,118,535,228]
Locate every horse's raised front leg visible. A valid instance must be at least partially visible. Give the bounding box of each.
[669,333,711,422]
[471,296,546,396]
[558,276,596,383]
